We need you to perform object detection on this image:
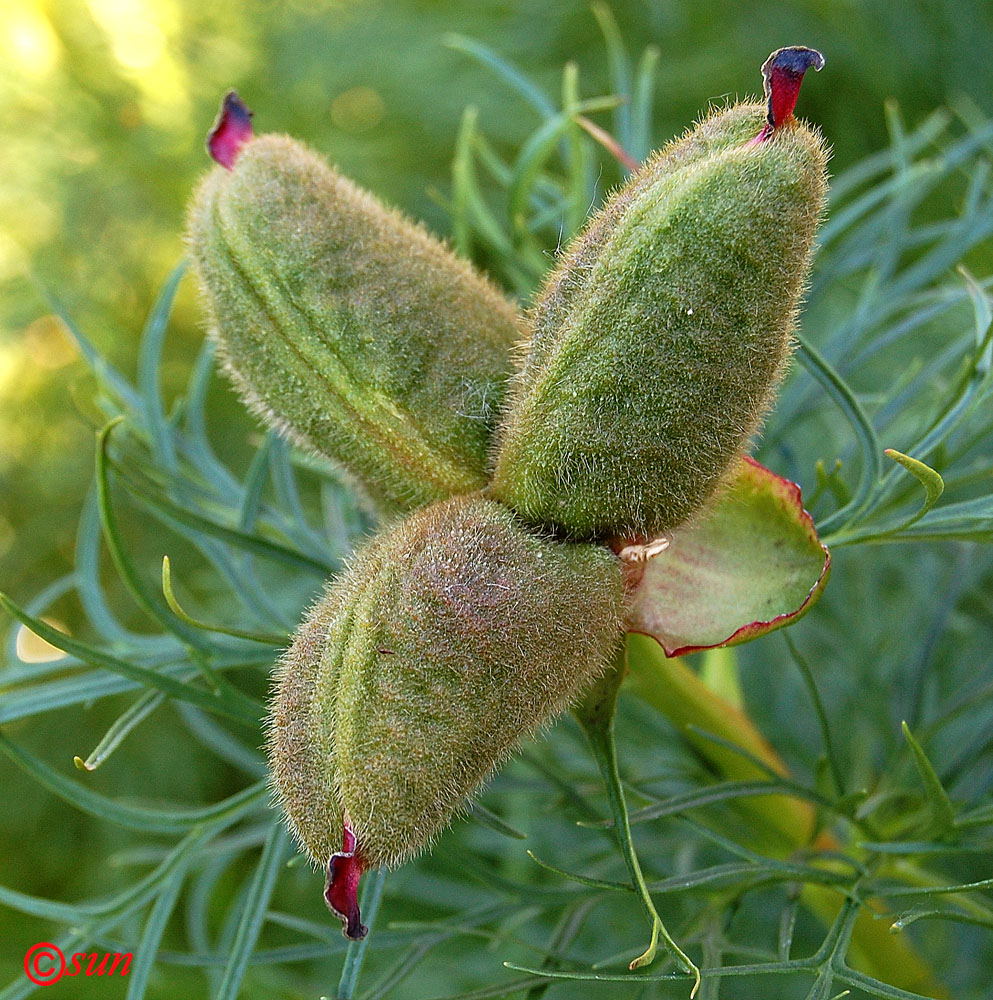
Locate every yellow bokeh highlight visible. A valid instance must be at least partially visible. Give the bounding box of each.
[331,86,386,134]
[1,5,61,77]
[15,618,70,664]
[85,0,189,126]
[23,315,78,371]
[87,0,165,70]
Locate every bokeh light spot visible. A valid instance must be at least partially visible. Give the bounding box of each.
[23,316,78,371]
[331,86,386,134]
[2,7,61,77]
[15,619,70,664]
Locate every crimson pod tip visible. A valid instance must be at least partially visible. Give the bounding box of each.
[755,46,824,143]
[207,90,254,169]
[324,821,368,941]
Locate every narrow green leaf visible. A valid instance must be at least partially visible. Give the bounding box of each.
[443,34,557,118]
[175,704,266,778]
[469,802,527,840]
[75,487,160,647]
[882,449,944,532]
[161,557,286,645]
[125,866,188,1000]
[888,908,993,931]
[137,260,186,474]
[591,1,632,154]
[902,722,957,836]
[214,823,288,1000]
[561,61,590,237]
[507,96,622,238]
[74,689,165,772]
[592,780,822,830]
[178,339,242,501]
[526,851,628,891]
[31,278,140,408]
[630,44,660,163]
[838,968,948,1000]
[573,656,700,992]
[797,337,883,533]
[870,875,993,897]
[237,433,272,532]
[502,960,809,983]
[804,964,838,1000]
[959,264,993,373]
[120,450,335,575]
[0,731,266,833]
[0,884,91,924]
[0,593,259,725]
[267,435,327,552]
[95,417,212,651]
[785,635,846,798]
[362,937,444,1000]
[337,868,388,1000]
[427,977,553,1000]
[451,106,478,258]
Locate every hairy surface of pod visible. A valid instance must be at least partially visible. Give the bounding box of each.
[490,103,829,540]
[268,495,625,869]
[188,135,524,514]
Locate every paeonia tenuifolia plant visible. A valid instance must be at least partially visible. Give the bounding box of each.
[186,45,831,981]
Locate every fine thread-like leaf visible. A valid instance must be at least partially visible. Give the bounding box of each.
[797,336,883,534]
[880,450,945,533]
[442,35,557,119]
[0,593,260,725]
[337,868,389,1000]
[785,635,847,798]
[0,731,266,833]
[125,866,189,1000]
[591,2,633,156]
[74,689,166,772]
[901,722,957,836]
[161,556,287,645]
[214,822,288,1000]
[136,259,187,475]
[470,802,528,840]
[573,657,700,992]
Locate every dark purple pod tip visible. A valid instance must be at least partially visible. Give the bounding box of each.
[755,46,824,142]
[324,821,368,941]
[207,91,254,170]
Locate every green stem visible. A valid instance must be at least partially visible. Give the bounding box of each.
[574,652,701,996]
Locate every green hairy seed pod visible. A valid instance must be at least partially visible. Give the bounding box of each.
[490,102,829,540]
[268,495,625,871]
[188,133,524,514]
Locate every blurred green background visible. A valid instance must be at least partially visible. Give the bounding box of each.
[2,1,993,996]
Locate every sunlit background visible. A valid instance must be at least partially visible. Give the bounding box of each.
[2,0,993,993]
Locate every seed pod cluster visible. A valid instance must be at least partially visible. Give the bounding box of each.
[187,48,829,940]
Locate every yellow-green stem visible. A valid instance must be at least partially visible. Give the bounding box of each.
[574,652,700,996]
